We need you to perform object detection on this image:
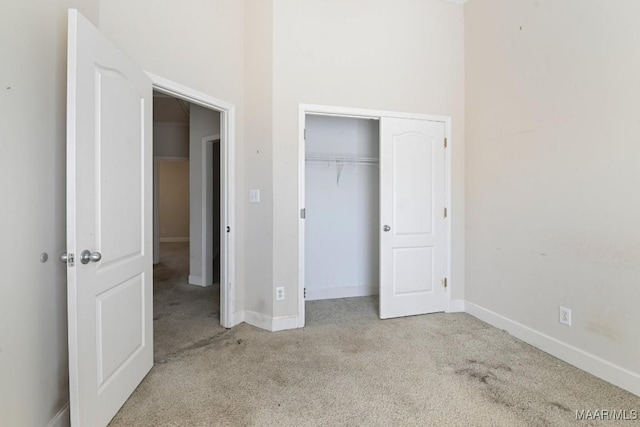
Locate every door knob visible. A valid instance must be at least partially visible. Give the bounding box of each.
[80,250,102,264]
[59,253,68,263]
[383,225,391,232]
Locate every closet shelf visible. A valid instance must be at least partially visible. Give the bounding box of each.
[305,155,379,165]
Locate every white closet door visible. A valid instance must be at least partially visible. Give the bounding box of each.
[379,118,446,319]
[66,9,153,426]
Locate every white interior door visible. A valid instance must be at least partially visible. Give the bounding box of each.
[66,9,153,426]
[379,118,446,319]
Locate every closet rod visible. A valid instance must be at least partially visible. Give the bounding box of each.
[305,155,379,165]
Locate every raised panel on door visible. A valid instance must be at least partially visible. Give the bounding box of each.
[96,274,145,389]
[96,66,144,268]
[380,117,446,319]
[393,133,434,236]
[66,9,152,427]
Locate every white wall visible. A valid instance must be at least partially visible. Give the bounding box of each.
[189,104,220,286]
[465,0,640,395]
[305,116,379,300]
[0,2,99,426]
[153,123,189,158]
[272,0,466,319]
[242,0,275,323]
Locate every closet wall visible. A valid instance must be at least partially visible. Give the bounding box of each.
[305,115,379,300]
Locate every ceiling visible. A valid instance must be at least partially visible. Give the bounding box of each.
[153,92,189,124]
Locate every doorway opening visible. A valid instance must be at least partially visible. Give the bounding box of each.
[298,104,453,328]
[150,73,237,330]
[151,91,225,357]
[303,114,381,320]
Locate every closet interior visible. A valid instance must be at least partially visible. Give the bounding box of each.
[304,114,380,301]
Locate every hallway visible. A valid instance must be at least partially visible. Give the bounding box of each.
[152,242,223,363]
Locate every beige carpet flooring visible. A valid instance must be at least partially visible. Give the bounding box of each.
[109,243,639,426]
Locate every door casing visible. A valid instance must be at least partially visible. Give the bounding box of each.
[297,104,453,327]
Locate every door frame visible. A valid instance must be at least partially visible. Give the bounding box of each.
[198,134,222,289]
[149,73,236,328]
[297,104,453,327]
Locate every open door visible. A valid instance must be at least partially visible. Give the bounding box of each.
[379,118,447,319]
[66,9,153,426]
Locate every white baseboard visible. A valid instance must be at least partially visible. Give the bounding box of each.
[306,285,377,301]
[188,274,213,288]
[241,310,271,331]
[47,402,70,427]
[241,310,300,332]
[466,302,640,397]
[229,310,244,328]
[159,237,189,243]
[272,315,299,332]
[446,298,466,313]
[188,275,204,286]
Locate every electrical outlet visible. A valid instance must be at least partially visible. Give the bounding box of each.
[276,286,285,301]
[559,306,572,326]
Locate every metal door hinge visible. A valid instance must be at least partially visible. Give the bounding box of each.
[441,278,448,288]
[304,129,307,140]
[444,137,448,148]
[304,288,307,299]
[300,208,306,219]
[227,226,230,233]
[444,207,448,218]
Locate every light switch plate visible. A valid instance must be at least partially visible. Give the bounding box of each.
[250,189,260,203]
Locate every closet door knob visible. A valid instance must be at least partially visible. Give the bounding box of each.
[383,225,391,232]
